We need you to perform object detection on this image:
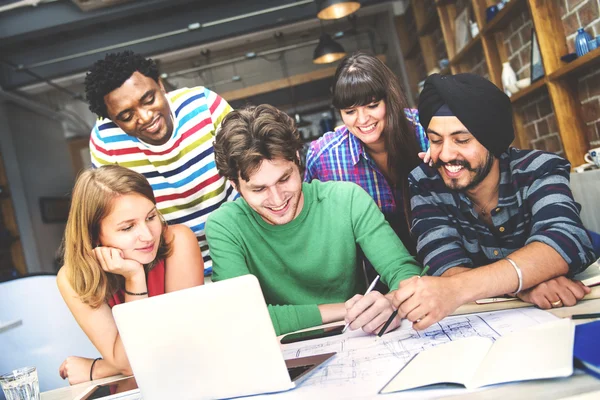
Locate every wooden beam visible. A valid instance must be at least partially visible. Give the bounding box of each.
[436,2,457,59]
[527,0,568,75]
[471,0,502,87]
[547,80,588,166]
[220,55,387,103]
[512,108,527,150]
[418,34,439,73]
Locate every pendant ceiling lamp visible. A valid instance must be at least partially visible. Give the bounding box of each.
[315,0,361,20]
[313,33,346,64]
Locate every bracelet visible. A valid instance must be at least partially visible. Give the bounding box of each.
[90,357,102,381]
[505,257,523,295]
[124,289,148,296]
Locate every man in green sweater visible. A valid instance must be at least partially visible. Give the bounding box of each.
[206,104,423,335]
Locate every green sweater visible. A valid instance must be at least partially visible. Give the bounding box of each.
[206,180,422,335]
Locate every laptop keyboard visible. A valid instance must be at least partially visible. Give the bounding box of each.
[287,364,313,381]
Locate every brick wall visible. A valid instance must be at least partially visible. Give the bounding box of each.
[499,7,559,153]
[521,94,564,155]
[466,48,489,78]
[560,0,600,53]
[579,67,600,146]
[562,0,600,149]
[503,10,534,79]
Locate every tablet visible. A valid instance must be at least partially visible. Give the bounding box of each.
[77,376,138,400]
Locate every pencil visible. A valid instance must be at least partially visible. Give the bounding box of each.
[342,275,380,333]
[571,313,600,320]
[376,265,430,338]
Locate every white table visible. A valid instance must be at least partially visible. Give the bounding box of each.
[41,299,600,400]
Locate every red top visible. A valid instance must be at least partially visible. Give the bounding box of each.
[108,259,166,308]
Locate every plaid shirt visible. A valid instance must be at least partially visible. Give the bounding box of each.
[409,148,596,277]
[304,108,428,215]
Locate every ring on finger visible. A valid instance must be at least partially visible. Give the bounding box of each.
[551,299,563,308]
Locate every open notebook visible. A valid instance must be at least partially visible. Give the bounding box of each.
[380,318,574,393]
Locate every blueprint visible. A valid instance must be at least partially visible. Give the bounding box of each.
[273,308,558,399]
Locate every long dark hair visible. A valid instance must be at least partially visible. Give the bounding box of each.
[332,51,421,222]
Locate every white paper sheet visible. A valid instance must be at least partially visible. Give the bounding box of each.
[254,308,558,399]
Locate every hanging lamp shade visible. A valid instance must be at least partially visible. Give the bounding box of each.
[315,0,360,20]
[313,33,346,64]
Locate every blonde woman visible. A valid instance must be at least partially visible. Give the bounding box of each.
[57,165,204,384]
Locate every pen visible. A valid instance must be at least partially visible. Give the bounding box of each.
[377,265,430,338]
[571,313,600,320]
[342,275,380,333]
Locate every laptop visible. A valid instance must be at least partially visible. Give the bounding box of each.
[112,275,335,400]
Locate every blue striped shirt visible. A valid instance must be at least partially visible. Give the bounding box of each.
[409,148,595,277]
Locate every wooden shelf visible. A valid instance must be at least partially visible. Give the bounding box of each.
[404,38,420,59]
[450,34,482,66]
[548,49,600,81]
[482,0,528,34]
[418,11,439,36]
[510,78,547,104]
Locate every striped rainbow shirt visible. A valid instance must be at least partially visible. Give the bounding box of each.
[89,86,237,275]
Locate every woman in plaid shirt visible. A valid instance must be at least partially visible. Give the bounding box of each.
[305,52,428,258]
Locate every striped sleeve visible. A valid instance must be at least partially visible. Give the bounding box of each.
[205,87,232,136]
[409,168,473,276]
[521,155,595,274]
[90,121,118,167]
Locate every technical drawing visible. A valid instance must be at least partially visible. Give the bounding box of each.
[279,308,558,399]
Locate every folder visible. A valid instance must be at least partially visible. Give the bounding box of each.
[573,320,600,379]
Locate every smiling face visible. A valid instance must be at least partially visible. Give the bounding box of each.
[235,158,304,226]
[104,71,174,145]
[98,193,163,264]
[428,116,496,191]
[340,100,387,148]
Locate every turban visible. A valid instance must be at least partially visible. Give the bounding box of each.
[418,73,514,157]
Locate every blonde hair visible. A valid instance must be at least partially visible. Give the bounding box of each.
[63,165,171,308]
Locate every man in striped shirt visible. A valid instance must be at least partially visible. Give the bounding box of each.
[392,73,595,330]
[86,51,237,275]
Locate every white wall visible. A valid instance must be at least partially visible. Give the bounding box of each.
[4,101,81,272]
[0,101,41,273]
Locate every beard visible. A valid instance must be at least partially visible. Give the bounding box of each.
[433,151,495,191]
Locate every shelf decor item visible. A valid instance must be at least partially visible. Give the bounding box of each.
[588,38,598,51]
[455,8,471,53]
[530,29,544,82]
[485,5,499,22]
[575,28,592,57]
[470,20,479,38]
[501,62,518,96]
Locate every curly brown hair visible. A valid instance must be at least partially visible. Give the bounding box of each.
[214,104,304,187]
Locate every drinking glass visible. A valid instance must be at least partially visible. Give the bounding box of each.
[0,367,40,400]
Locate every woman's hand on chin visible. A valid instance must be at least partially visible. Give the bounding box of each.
[94,246,144,280]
